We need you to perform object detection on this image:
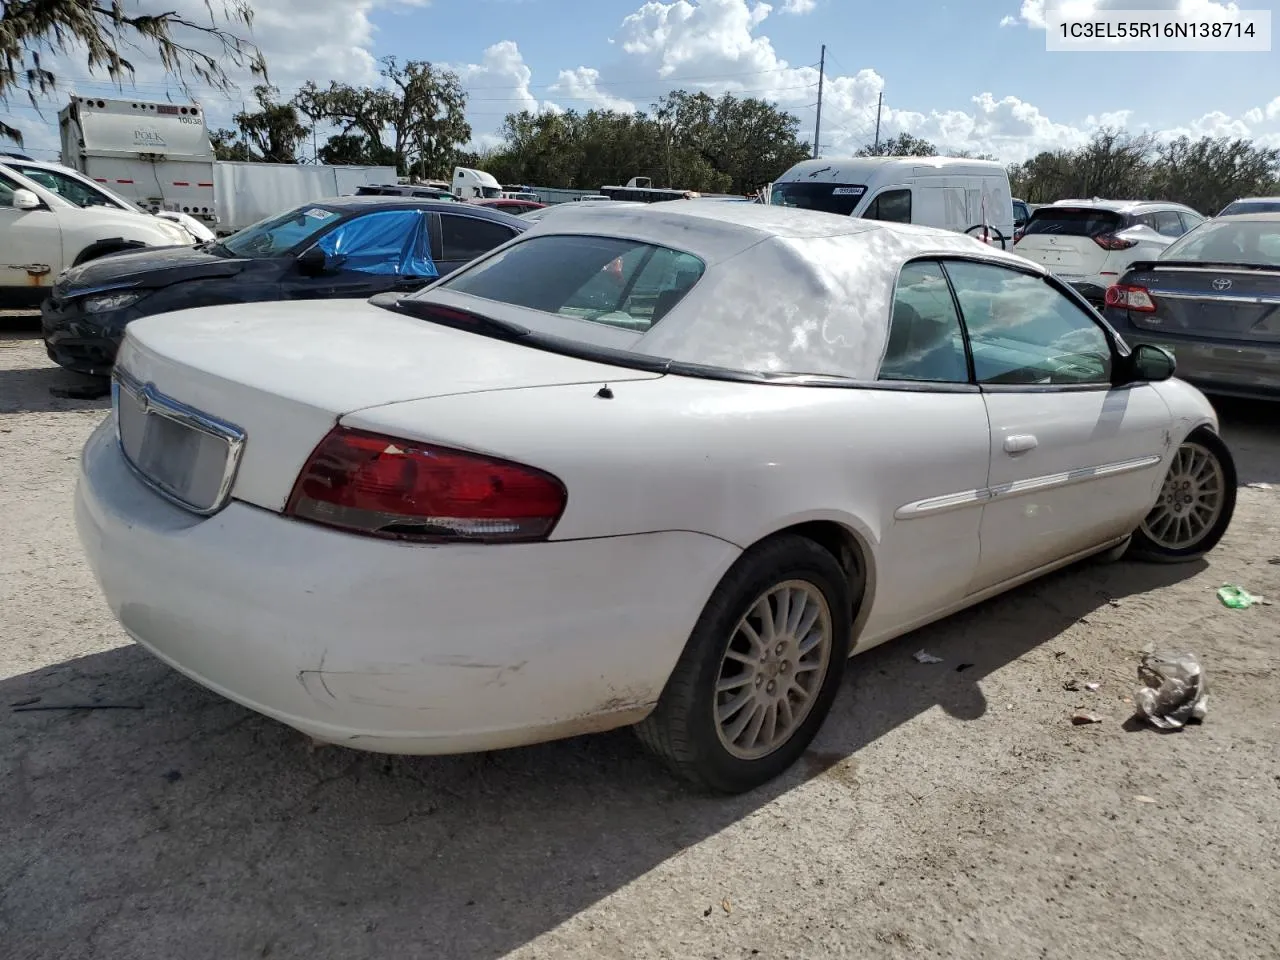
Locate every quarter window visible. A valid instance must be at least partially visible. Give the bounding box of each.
[879,261,969,383]
[440,215,517,261]
[943,260,1112,386]
[863,189,911,224]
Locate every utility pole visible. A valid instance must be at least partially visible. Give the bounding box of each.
[813,44,826,159]
[873,91,883,153]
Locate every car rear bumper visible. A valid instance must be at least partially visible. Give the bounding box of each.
[75,419,740,754]
[1106,316,1280,400]
[41,296,128,376]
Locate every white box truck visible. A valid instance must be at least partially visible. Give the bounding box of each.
[58,96,396,234]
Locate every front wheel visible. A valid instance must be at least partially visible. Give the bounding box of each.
[1127,428,1237,563]
[635,534,854,793]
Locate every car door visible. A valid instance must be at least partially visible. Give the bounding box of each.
[435,211,521,276]
[857,259,994,639]
[284,208,438,300]
[0,170,65,301]
[941,258,1173,594]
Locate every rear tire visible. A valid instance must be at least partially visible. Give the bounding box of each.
[1127,428,1236,563]
[635,534,854,794]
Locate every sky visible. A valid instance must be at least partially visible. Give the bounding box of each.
[3,0,1279,167]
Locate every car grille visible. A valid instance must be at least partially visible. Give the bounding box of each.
[112,368,246,515]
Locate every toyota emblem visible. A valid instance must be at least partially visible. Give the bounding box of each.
[1212,278,1232,291]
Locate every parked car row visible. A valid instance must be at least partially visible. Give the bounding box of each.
[41,197,528,375]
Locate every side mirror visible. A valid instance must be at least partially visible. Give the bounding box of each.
[296,247,329,277]
[1128,343,1176,383]
[12,188,41,211]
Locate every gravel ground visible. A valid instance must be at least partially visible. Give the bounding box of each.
[2,323,1279,960]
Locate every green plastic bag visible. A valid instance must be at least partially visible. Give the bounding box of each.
[1217,584,1258,609]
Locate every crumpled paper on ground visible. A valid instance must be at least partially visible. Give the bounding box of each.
[1133,651,1208,730]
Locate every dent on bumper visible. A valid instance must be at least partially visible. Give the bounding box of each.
[75,420,741,753]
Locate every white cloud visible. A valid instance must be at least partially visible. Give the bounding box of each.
[548,68,638,113]
[1267,96,1280,121]
[780,0,817,14]
[1008,0,1242,29]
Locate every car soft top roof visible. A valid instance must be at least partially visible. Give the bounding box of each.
[429,202,1044,382]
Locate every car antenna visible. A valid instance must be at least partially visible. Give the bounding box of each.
[595,384,614,399]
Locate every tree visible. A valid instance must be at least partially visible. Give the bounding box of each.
[317,133,395,167]
[856,133,938,157]
[1149,135,1280,215]
[296,57,470,177]
[1,0,265,145]
[232,85,310,163]
[489,91,810,195]
[211,127,252,161]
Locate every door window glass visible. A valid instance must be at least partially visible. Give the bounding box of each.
[880,260,969,383]
[440,215,517,261]
[1151,210,1185,237]
[944,260,1112,385]
[863,189,911,223]
[313,209,436,278]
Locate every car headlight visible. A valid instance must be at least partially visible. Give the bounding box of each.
[83,292,143,314]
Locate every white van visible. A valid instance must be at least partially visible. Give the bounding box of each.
[770,157,1016,248]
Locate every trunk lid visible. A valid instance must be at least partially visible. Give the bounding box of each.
[114,298,662,512]
[1120,264,1280,343]
[1013,207,1125,278]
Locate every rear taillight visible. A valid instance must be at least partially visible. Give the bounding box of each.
[285,427,567,543]
[1104,284,1156,312]
[1093,232,1137,251]
[1012,228,1025,245]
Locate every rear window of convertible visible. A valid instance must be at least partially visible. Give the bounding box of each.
[440,234,706,332]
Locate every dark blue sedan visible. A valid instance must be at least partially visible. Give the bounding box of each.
[43,198,527,376]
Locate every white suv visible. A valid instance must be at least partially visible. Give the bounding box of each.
[1012,199,1206,304]
[1,161,196,310]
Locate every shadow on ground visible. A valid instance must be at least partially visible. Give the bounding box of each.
[0,335,111,416]
[0,558,1202,960]
[1216,398,1280,486]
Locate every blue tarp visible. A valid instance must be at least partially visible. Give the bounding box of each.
[316,209,438,278]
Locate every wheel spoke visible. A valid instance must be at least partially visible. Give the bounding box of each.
[717,688,754,723]
[774,587,792,638]
[717,672,753,694]
[724,699,761,743]
[750,596,776,642]
[738,619,766,655]
[760,701,779,747]
[741,701,768,749]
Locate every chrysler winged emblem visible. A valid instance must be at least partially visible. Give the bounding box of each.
[1212,278,1232,291]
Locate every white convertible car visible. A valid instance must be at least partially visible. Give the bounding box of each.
[76,202,1236,793]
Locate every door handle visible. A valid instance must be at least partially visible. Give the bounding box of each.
[1003,434,1038,454]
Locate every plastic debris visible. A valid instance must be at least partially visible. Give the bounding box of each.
[1085,682,1102,692]
[1133,651,1208,730]
[721,898,733,915]
[1134,795,1158,804]
[912,650,943,664]
[1071,710,1105,725]
[1217,584,1259,609]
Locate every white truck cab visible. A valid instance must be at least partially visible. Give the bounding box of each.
[770,156,1016,248]
[452,167,503,200]
[0,161,193,308]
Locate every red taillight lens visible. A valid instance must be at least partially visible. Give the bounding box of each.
[1093,232,1138,251]
[285,427,567,543]
[1104,284,1156,312]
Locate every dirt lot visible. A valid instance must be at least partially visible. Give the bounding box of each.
[2,322,1278,960]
